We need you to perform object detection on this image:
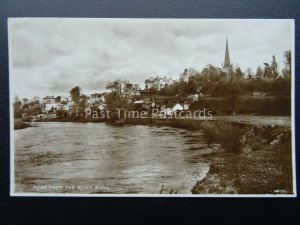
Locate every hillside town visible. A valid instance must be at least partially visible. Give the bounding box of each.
[13,39,292,122]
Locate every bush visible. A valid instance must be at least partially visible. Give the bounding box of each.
[202,121,242,153]
[201,121,216,144]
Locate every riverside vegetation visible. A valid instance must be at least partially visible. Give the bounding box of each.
[192,121,292,194]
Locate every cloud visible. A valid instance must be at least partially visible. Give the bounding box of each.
[8,18,293,98]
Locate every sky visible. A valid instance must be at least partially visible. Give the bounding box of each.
[8,18,293,99]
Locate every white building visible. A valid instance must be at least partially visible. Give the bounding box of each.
[42,96,55,104]
[89,93,105,105]
[186,94,199,103]
[179,68,198,83]
[145,76,174,91]
[43,102,59,112]
[161,103,184,116]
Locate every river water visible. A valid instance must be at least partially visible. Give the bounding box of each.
[14,122,212,195]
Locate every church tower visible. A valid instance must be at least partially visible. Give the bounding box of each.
[223,38,232,78]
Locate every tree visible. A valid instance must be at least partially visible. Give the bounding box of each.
[200,65,221,97]
[159,81,180,96]
[55,96,61,102]
[256,66,264,79]
[197,65,223,112]
[245,67,253,79]
[263,63,270,78]
[233,66,244,80]
[33,96,40,103]
[283,50,291,78]
[263,55,279,79]
[228,76,243,115]
[187,67,198,78]
[270,55,279,78]
[22,98,29,104]
[79,94,88,108]
[177,80,197,97]
[13,95,22,118]
[14,95,20,102]
[70,86,81,103]
[105,80,133,111]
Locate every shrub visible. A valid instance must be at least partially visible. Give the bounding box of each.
[201,121,216,144]
[202,121,242,153]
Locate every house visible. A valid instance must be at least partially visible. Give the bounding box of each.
[143,101,154,111]
[161,103,184,116]
[183,103,190,111]
[60,96,68,104]
[126,83,133,91]
[89,93,104,104]
[131,90,141,97]
[145,76,174,91]
[134,84,141,90]
[186,94,199,104]
[42,96,55,104]
[61,104,70,111]
[66,101,75,110]
[133,100,144,104]
[41,96,59,112]
[87,93,106,112]
[133,100,145,111]
[43,102,59,112]
[98,103,106,111]
[179,68,198,82]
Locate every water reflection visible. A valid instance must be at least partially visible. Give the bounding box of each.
[14,122,211,194]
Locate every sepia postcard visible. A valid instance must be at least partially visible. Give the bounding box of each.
[8,18,296,197]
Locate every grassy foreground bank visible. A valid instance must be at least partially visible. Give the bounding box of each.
[192,121,293,194]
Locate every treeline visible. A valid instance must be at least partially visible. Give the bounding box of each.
[14,51,291,118]
[156,71,291,98]
[149,51,292,98]
[13,96,41,118]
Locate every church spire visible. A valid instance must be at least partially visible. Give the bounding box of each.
[223,38,232,78]
[224,38,230,68]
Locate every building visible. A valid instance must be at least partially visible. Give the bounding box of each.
[41,96,58,112]
[42,102,59,112]
[222,38,233,78]
[145,76,174,91]
[41,96,55,104]
[161,103,184,116]
[134,84,141,90]
[89,93,105,105]
[180,69,189,82]
[60,96,68,104]
[185,94,199,104]
[179,68,198,83]
[126,83,133,91]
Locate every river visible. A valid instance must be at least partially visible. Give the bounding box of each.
[14,122,212,195]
